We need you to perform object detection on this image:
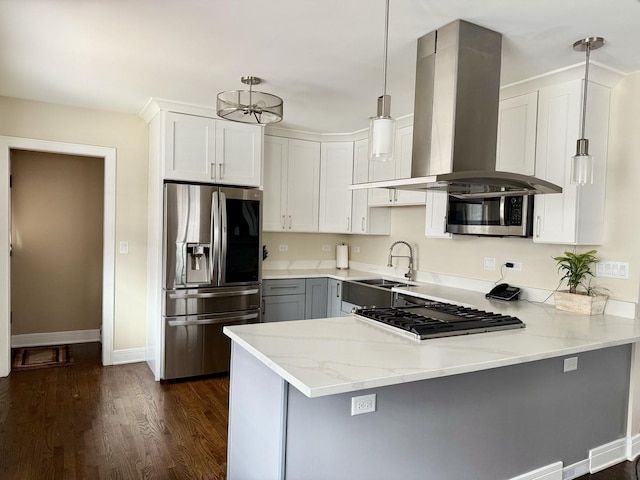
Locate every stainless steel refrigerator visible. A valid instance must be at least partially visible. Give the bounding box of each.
[163,182,262,380]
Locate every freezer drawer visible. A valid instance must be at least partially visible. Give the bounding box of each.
[164,285,261,316]
[163,309,260,380]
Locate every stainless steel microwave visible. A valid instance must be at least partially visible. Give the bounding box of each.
[446,195,533,237]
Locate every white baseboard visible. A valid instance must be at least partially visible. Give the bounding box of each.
[589,437,628,473]
[11,329,101,348]
[627,434,640,460]
[562,460,590,479]
[111,347,146,365]
[510,461,563,480]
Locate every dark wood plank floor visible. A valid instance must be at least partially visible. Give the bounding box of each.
[1,342,639,480]
[0,343,229,479]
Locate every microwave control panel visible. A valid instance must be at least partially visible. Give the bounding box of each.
[506,197,523,225]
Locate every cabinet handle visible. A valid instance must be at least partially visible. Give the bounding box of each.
[210,162,216,179]
[270,285,300,289]
[394,190,398,202]
[219,162,224,179]
[535,216,541,238]
[282,215,286,230]
[346,216,350,231]
[262,298,266,316]
[361,217,365,232]
[389,190,393,203]
[337,283,341,298]
[288,215,292,230]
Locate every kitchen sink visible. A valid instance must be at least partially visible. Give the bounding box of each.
[356,278,412,288]
[342,279,413,308]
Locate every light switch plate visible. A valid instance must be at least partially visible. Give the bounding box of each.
[119,241,129,254]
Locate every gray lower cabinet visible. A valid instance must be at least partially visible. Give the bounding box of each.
[262,278,330,322]
[327,279,343,317]
[305,278,328,319]
[262,294,306,323]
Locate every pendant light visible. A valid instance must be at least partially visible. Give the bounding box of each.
[570,37,605,185]
[368,0,395,162]
[217,76,283,125]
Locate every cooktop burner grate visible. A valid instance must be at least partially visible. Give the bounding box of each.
[354,302,525,340]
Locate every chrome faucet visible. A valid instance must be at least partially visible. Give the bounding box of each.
[387,241,414,281]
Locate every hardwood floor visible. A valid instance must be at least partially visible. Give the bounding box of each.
[0,343,229,479]
[1,342,638,480]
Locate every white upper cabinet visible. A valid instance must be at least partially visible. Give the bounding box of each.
[533,79,610,245]
[165,112,216,182]
[351,139,390,235]
[496,92,538,175]
[264,136,320,232]
[164,111,262,186]
[369,125,426,207]
[424,191,452,239]
[215,121,262,186]
[319,142,354,233]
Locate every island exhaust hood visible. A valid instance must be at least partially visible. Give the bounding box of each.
[350,20,562,198]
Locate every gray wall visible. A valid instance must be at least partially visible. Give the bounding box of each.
[285,345,631,480]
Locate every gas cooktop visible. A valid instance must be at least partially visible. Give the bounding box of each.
[353,301,525,340]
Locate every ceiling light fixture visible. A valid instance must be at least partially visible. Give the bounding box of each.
[217,76,283,125]
[571,37,605,185]
[368,0,395,162]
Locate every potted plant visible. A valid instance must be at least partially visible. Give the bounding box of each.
[552,249,608,315]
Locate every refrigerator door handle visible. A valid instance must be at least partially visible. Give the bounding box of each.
[211,189,220,285]
[219,190,228,285]
[168,289,260,299]
[168,312,260,327]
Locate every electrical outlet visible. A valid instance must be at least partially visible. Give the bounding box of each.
[507,261,522,271]
[351,393,376,416]
[279,245,288,252]
[353,246,361,253]
[484,257,496,271]
[563,356,578,372]
[322,245,330,252]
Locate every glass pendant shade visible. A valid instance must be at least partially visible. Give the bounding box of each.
[571,138,593,185]
[217,76,283,125]
[369,115,395,162]
[571,154,594,185]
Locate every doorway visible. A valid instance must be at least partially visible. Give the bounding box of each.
[0,136,116,376]
[10,150,104,347]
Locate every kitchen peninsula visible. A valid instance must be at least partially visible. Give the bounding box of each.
[225,283,640,480]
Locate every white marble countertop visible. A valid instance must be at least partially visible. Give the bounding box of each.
[263,267,380,281]
[225,284,640,398]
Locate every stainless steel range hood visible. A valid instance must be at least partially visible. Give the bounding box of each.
[350,20,562,198]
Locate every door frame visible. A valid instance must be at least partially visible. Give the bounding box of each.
[0,136,116,376]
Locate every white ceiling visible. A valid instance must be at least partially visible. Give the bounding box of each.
[1,0,640,134]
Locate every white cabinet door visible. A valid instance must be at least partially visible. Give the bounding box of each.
[319,142,354,233]
[368,126,425,207]
[368,136,396,207]
[496,92,538,175]
[165,112,216,182]
[215,121,262,187]
[393,126,426,206]
[351,139,370,233]
[287,139,320,232]
[425,191,451,238]
[263,136,288,231]
[351,139,390,235]
[263,137,320,232]
[533,80,609,245]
